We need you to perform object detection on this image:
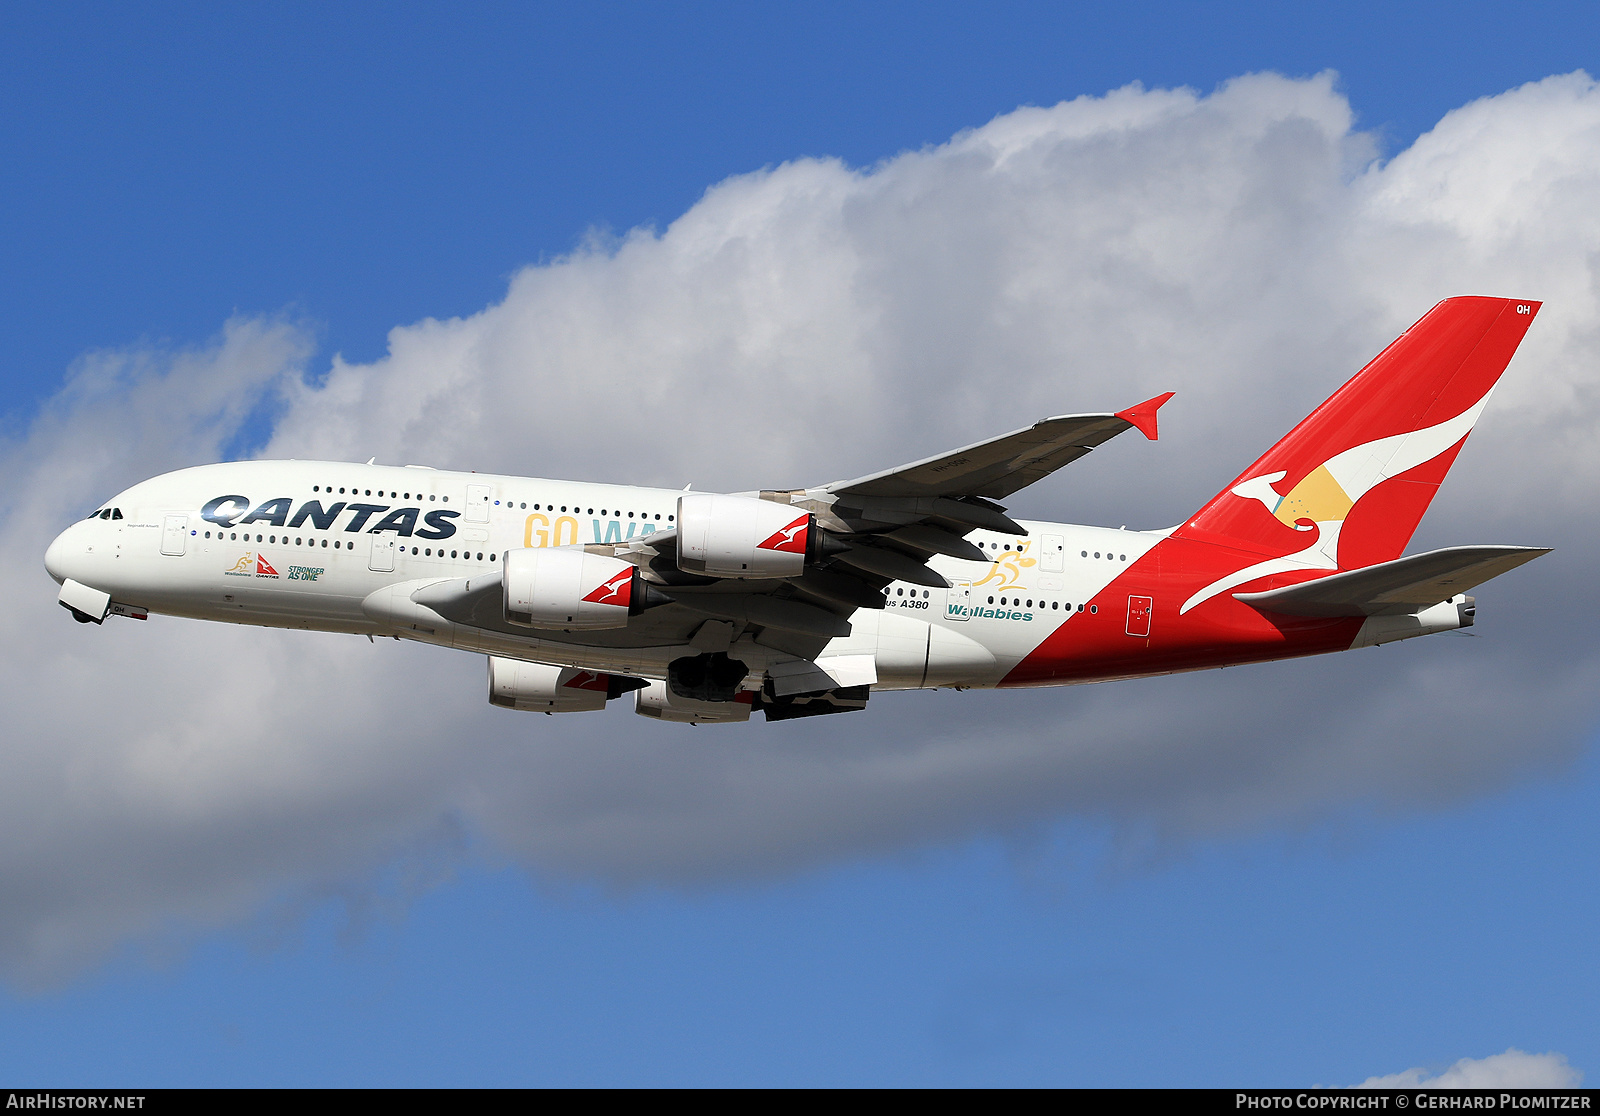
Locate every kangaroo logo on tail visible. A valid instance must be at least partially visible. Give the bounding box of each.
[1181,391,1496,613]
[1173,297,1542,616]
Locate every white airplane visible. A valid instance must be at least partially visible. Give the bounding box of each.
[45,297,1550,723]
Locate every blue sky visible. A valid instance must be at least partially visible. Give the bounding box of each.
[2,0,1598,1087]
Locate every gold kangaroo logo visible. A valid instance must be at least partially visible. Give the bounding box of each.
[972,540,1036,592]
[227,553,253,573]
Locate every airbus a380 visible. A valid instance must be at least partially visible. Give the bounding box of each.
[44,297,1549,724]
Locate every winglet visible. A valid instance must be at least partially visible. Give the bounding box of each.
[1115,392,1175,441]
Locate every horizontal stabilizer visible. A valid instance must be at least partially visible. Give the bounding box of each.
[1234,545,1549,617]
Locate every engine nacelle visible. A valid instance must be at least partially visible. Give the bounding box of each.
[502,547,647,630]
[488,657,646,713]
[676,493,818,579]
[633,679,754,724]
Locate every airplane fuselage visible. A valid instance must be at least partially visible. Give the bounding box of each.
[43,458,1450,700]
[41,298,1544,724]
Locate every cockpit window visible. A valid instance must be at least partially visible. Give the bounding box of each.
[87,510,102,520]
[100,509,111,520]
[111,508,123,520]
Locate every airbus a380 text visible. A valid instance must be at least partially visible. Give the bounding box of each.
[45,297,1548,723]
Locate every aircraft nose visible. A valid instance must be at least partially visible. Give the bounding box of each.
[44,522,87,585]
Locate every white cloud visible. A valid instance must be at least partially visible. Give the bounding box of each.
[1360,1048,1583,1089]
[4,70,1600,982]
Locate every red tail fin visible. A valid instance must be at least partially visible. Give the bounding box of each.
[1177,297,1540,570]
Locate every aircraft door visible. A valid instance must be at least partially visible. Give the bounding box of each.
[466,484,492,523]
[160,514,188,556]
[1126,595,1153,638]
[1041,534,1065,573]
[945,580,971,621]
[369,535,397,573]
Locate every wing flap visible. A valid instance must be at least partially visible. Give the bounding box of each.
[1234,545,1549,617]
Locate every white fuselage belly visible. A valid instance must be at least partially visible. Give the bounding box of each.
[45,459,1160,690]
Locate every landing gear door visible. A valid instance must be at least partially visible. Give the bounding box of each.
[369,535,397,573]
[160,514,188,556]
[946,580,971,622]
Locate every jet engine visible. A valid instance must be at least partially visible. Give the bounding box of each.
[676,493,838,578]
[488,656,647,713]
[502,547,665,630]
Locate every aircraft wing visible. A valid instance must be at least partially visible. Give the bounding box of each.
[416,393,1176,670]
[411,564,853,661]
[1234,545,1550,617]
[821,393,1173,501]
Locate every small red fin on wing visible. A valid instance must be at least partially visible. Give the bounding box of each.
[1115,392,1175,441]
